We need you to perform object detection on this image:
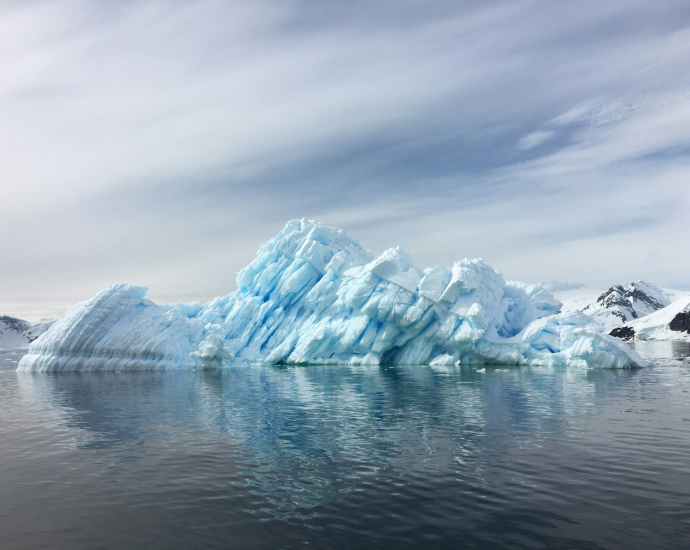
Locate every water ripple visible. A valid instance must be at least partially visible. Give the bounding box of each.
[1,355,690,548]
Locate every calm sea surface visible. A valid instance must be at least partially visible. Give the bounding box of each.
[1,343,690,549]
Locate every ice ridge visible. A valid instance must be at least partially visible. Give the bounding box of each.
[18,219,646,371]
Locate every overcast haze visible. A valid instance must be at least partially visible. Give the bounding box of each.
[2,0,690,320]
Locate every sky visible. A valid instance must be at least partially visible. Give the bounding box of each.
[2,0,690,320]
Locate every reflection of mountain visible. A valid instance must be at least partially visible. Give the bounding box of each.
[15,365,636,517]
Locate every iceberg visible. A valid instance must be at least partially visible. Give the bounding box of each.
[18,219,646,372]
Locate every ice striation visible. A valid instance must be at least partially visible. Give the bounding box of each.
[18,219,645,372]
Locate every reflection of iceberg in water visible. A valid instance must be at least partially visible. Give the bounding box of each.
[14,364,639,518]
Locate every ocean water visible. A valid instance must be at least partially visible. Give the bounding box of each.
[1,346,690,549]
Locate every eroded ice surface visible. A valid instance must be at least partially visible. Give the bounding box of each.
[18,219,645,371]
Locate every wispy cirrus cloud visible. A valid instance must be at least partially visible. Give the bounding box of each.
[517,131,554,150]
[1,0,689,318]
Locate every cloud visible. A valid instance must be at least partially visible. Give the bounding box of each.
[1,0,689,318]
[517,131,554,150]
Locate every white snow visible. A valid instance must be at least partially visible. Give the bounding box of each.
[18,219,646,372]
[536,279,690,341]
[661,288,690,303]
[581,281,671,332]
[549,281,688,335]
[0,316,55,351]
[620,296,690,341]
[551,286,602,314]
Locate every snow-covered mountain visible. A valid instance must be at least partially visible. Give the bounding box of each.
[610,296,690,341]
[0,316,55,351]
[542,280,688,340]
[574,281,675,333]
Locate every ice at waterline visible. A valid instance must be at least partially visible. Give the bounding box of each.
[18,219,644,372]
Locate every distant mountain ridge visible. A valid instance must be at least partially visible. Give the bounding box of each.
[543,279,689,342]
[610,297,690,341]
[0,316,55,351]
[583,281,670,329]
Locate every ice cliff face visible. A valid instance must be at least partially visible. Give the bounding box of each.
[18,219,645,371]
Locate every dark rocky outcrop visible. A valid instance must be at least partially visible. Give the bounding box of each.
[669,311,690,334]
[610,326,635,340]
